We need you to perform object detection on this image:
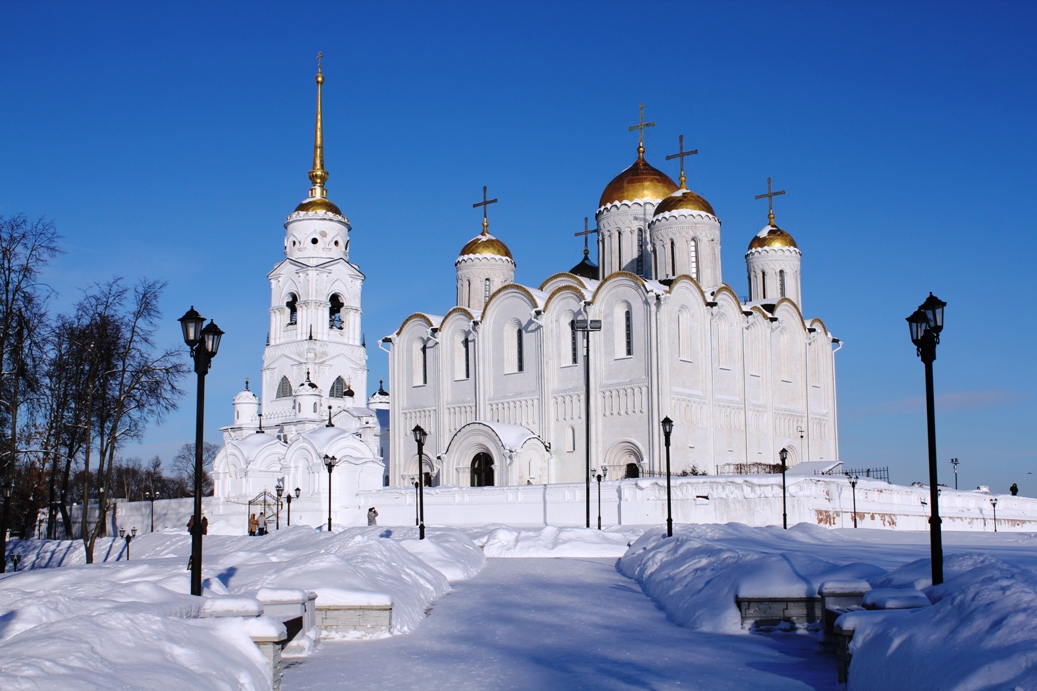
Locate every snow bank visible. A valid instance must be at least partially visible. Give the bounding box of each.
[467,525,643,558]
[848,553,1037,690]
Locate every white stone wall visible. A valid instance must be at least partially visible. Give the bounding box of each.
[746,246,802,307]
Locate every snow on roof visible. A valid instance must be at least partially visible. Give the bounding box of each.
[231,432,284,454]
[786,460,843,477]
[477,421,540,452]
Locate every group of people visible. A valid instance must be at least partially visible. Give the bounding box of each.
[248,512,269,536]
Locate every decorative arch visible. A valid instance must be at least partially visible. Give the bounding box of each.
[329,293,345,329]
[276,376,293,399]
[538,273,587,293]
[604,440,644,477]
[330,376,346,398]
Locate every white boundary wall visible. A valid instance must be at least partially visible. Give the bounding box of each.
[360,476,1037,533]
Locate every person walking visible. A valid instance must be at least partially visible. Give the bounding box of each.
[1011,483,1019,496]
[257,512,268,536]
[248,513,258,536]
[367,507,379,526]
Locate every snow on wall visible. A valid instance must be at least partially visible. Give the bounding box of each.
[359,475,1037,533]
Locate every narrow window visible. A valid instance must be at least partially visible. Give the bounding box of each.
[566,426,576,452]
[761,271,768,300]
[624,309,632,356]
[484,278,491,303]
[285,293,298,326]
[466,280,471,307]
[570,319,578,365]
[330,376,345,398]
[313,402,318,413]
[779,270,787,298]
[276,376,293,398]
[516,327,524,373]
[636,229,644,276]
[653,250,658,279]
[617,232,623,270]
[464,336,470,379]
[689,239,699,282]
[421,342,428,385]
[329,294,344,329]
[670,239,676,277]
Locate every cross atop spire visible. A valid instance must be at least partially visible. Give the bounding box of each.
[665,134,698,189]
[472,186,498,235]
[308,52,329,198]
[628,103,656,157]
[754,177,786,227]
[574,216,599,259]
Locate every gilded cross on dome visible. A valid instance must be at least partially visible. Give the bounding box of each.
[755,177,786,227]
[628,103,656,156]
[472,186,498,235]
[665,134,698,189]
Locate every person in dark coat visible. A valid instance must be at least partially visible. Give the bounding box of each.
[1010,483,1019,496]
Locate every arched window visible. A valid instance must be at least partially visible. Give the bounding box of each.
[715,313,730,369]
[636,229,644,276]
[313,402,318,413]
[569,319,578,365]
[670,239,676,277]
[625,309,632,356]
[566,426,576,452]
[761,271,768,300]
[677,307,692,361]
[471,453,494,487]
[779,270,787,298]
[463,335,470,380]
[484,278,491,303]
[329,294,344,329]
[422,342,428,384]
[617,231,623,270]
[779,328,791,381]
[412,339,427,386]
[516,326,524,373]
[330,376,346,398]
[466,280,471,307]
[285,293,298,326]
[276,376,292,398]
[453,331,469,381]
[689,239,699,282]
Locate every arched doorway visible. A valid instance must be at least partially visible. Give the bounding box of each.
[471,453,494,487]
[625,463,640,479]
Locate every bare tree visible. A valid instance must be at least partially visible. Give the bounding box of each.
[171,441,220,496]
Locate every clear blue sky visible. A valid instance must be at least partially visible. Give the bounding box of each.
[2,1,1034,495]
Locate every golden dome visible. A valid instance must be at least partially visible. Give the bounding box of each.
[653,187,715,217]
[599,152,678,208]
[294,197,344,216]
[459,229,513,259]
[748,225,798,251]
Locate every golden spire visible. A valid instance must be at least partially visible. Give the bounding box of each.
[754,177,786,227]
[628,102,656,158]
[308,51,328,199]
[665,134,698,190]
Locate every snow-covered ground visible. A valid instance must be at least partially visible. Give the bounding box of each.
[4,523,1036,689]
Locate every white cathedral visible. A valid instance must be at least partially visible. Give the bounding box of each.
[211,63,385,527]
[383,117,841,488]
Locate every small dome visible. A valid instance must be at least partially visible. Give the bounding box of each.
[569,253,598,280]
[599,153,678,208]
[458,230,513,260]
[748,225,798,251]
[294,196,344,217]
[653,187,715,217]
[233,389,258,403]
[294,371,322,396]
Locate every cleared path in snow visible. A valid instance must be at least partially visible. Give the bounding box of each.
[283,558,837,690]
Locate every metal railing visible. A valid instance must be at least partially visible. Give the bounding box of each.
[820,466,890,483]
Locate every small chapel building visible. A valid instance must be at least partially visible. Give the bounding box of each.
[211,62,383,527]
[383,116,841,488]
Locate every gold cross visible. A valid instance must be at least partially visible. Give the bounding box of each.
[754,177,786,226]
[317,51,323,73]
[472,185,498,234]
[628,103,656,154]
[665,134,698,188]
[574,216,599,258]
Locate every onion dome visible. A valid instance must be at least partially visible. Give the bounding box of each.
[343,382,355,398]
[569,249,599,280]
[654,187,715,217]
[599,150,678,208]
[748,223,798,251]
[458,227,513,259]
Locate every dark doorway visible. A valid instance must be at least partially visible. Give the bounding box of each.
[625,463,640,479]
[471,453,495,487]
[423,471,433,487]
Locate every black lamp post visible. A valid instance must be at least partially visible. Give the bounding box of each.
[275,480,284,531]
[286,487,299,526]
[414,480,420,526]
[144,490,159,533]
[119,526,137,560]
[412,425,427,540]
[661,416,674,537]
[907,292,946,586]
[179,306,223,596]
[573,318,602,528]
[0,479,12,574]
[779,448,789,529]
[950,458,959,490]
[848,474,859,528]
[991,497,998,533]
[323,455,338,532]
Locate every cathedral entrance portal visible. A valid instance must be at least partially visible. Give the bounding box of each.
[471,453,494,487]
[625,463,640,479]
